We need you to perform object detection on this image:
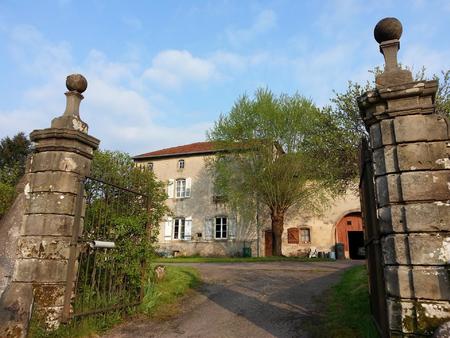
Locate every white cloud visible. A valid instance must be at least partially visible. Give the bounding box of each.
[226,9,277,46]
[1,25,211,154]
[143,50,218,89]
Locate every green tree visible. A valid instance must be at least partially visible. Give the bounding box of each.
[208,89,354,256]
[0,132,32,218]
[328,69,450,145]
[0,132,32,185]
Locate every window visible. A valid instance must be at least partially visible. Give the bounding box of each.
[174,218,185,240]
[178,159,185,169]
[300,228,311,243]
[215,217,227,239]
[147,162,153,171]
[287,228,299,244]
[176,179,186,198]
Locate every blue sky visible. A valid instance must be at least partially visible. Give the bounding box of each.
[1,0,449,155]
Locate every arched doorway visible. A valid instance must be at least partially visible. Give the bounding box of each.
[335,212,364,259]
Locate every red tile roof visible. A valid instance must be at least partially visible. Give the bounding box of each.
[133,141,218,159]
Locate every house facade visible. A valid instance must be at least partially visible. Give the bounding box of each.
[133,142,363,258]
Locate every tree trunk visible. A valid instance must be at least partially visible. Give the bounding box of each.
[271,210,284,256]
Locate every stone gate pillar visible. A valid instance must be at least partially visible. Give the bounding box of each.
[0,74,99,336]
[359,18,450,336]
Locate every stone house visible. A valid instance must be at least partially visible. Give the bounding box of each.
[133,141,362,258]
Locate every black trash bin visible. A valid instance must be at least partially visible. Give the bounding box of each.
[335,243,345,260]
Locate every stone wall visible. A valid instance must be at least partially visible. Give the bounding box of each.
[359,18,450,337]
[0,74,99,337]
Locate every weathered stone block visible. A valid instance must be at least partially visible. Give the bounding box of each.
[26,192,76,215]
[384,266,450,299]
[387,298,415,333]
[382,234,450,265]
[417,301,450,335]
[394,114,449,143]
[387,95,420,111]
[21,214,77,236]
[401,171,450,202]
[370,120,395,149]
[370,122,382,149]
[17,237,71,260]
[373,145,396,176]
[387,299,450,335]
[28,171,80,194]
[397,142,449,172]
[13,259,67,282]
[32,305,64,331]
[34,284,66,307]
[29,151,91,175]
[376,174,401,207]
[0,283,34,338]
[378,202,450,234]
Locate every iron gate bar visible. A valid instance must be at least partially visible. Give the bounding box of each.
[63,175,151,321]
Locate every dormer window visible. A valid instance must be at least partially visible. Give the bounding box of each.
[178,159,185,169]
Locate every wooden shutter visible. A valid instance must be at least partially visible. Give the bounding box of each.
[185,177,192,197]
[204,218,212,240]
[168,179,175,198]
[228,217,236,240]
[287,228,299,244]
[185,217,192,240]
[164,217,173,240]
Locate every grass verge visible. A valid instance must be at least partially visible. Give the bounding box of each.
[28,265,199,338]
[153,256,332,263]
[141,265,200,319]
[310,265,379,338]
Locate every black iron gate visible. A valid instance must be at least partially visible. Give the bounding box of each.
[359,138,389,337]
[62,176,150,321]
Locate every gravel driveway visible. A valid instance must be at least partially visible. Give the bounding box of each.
[103,260,362,338]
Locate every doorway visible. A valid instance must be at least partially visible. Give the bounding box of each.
[265,230,273,257]
[348,231,365,259]
[335,212,363,259]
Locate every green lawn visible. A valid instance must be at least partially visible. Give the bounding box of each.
[153,255,332,263]
[29,265,199,338]
[310,265,379,338]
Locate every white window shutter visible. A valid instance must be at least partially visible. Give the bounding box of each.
[229,217,236,240]
[185,217,192,240]
[168,179,175,198]
[204,218,212,240]
[164,217,173,240]
[185,177,192,197]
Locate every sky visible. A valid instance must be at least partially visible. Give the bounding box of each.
[1,0,449,155]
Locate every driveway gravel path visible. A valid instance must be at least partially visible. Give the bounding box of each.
[102,260,362,338]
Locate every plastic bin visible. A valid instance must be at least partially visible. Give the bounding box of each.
[243,247,252,257]
[335,243,345,260]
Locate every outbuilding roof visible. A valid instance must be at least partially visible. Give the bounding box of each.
[133,141,218,159]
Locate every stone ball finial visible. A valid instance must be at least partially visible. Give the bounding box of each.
[66,74,88,93]
[374,17,403,44]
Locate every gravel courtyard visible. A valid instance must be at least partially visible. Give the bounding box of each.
[103,260,362,338]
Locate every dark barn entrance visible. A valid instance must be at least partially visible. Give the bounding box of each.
[348,231,365,259]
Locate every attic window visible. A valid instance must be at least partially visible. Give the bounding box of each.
[178,159,185,169]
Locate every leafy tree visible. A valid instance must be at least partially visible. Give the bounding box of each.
[0,132,32,218]
[0,132,32,185]
[326,68,450,181]
[208,89,354,256]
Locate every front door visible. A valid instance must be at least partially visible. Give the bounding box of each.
[265,230,273,257]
